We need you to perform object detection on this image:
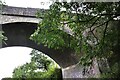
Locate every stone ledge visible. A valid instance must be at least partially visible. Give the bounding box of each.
[2,5,46,17]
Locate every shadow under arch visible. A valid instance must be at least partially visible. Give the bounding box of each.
[2,22,79,68]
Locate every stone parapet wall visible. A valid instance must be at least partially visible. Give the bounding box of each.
[2,5,45,17]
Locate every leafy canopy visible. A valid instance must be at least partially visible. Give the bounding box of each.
[31,2,120,66]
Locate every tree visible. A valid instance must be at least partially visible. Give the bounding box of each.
[0,0,7,43]
[0,0,3,8]
[30,2,120,77]
[12,49,62,79]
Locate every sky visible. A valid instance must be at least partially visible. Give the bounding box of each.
[2,0,52,9]
[0,46,32,79]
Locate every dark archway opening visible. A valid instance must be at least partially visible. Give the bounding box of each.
[2,22,58,59]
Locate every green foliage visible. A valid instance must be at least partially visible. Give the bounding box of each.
[0,0,5,5]
[30,2,120,77]
[101,62,120,78]
[12,50,61,79]
[0,0,3,8]
[0,31,7,41]
[0,0,6,13]
[0,0,7,43]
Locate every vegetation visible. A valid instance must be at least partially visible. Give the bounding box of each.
[12,50,62,79]
[0,0,3,8]
[30,2,120,78]
[0,0,7,42]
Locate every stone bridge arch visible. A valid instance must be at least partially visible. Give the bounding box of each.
[0,5,42,24]
[2,22,79,68]
[0,15,41,24]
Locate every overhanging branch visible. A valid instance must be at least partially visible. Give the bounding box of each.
[92,14,119,31]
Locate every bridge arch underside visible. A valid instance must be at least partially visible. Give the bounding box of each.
[2,22,79,68]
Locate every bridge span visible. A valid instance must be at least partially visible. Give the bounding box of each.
[0,5,79,68]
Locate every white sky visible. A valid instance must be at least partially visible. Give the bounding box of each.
[0,46,32,79]
[2,0,53,9]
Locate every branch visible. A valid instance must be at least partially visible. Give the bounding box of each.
[88,14,119,45]
[89,15,101,29]
[100,22,109,53]
[102,21,109,45]
[89,15,102,44]
[92,14,119,31]
[60,16,97,24]
[100,13,120,16]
